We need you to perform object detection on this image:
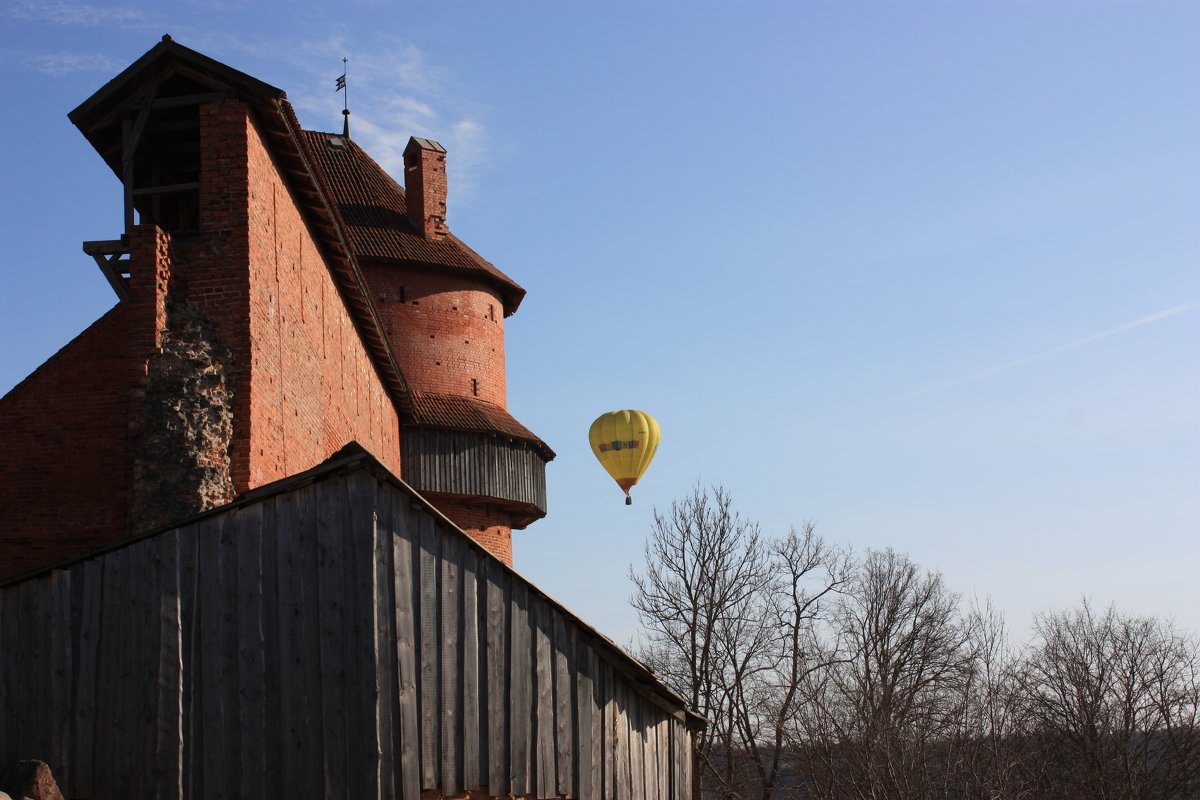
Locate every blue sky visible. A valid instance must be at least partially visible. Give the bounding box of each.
[2,0,1197,644]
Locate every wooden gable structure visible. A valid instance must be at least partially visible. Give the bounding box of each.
[0,447,699,799]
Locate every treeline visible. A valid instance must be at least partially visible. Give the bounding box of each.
[630,487,1200,800]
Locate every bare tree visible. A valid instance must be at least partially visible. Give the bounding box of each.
[1016,600,1200,799]
[792,549,975,800]
[630,486,1200,800]
[629,487,849,800]
[630,485,772,800]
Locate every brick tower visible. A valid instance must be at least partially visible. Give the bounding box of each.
[303,132,552,565]
[0,37,550,575]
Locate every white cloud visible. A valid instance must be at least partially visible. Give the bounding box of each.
[275,36,490,202]
[23,50,121,75]
[139,28,492,203]
[7,0,144,26]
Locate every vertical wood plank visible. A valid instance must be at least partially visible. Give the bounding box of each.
[615,678,630,800]
[129,541,159,798]
[154,529,184,800]
[590,649,603,800]
[461,546,481,791]
[373,480,397,797]
[485,558,509,795]
[9,582,39,768]
[236,504,267,800]
[176,526,200,800]
[257,498,283,800]
[534,597,555,797]
[317,478,350,797]
[48,569,72,783]
[509,580,530,796]
[628,692,643,800]
[391,492,421,800]
[347,472,383,800]
[439,533,462,794]
[597,662,609,800]
[417,512,440,790]
[276,486,323,795]
[553,610,575,798]
[0,584,8,777]
[93,548,123,799]
[574,639,595,800]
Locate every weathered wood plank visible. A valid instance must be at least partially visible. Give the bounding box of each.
[8,582,37,767]
[575,638,595,800]
[0,584,7,775]
[440,532,462,793]
[616,678,630,800]
[485,557,509,795]
[317,479,351,797]
[176,526,200,800]
[509,580,531,796]
[461,545,481,791]
[392,492,421,800]
[373,480,397,796]
[93,547,124,798]
[44,569,71,783]
[534,597,555,797]
[347,472,383,799]
[236,504,267,800]
[554,609,575,798]
[417,511,440,789]
[153,529,183,800]
[275,486,321,794]
[631,693,646,800]
[257,499,283,800]
[597,662,614,800]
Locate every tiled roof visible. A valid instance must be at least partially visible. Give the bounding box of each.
[299,130,526,314]
[408,392,555,459]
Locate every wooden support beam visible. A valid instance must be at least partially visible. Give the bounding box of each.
[131,182,200,196]
[82,241,131,303]
[149,92,227,109]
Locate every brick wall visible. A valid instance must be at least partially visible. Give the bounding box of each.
[430,498,515,566]
[0,307,132,579]
[362,265,507,407]
[240,105,401,486]
[0,98,404,578]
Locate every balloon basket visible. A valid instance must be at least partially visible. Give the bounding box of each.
[625,496,632,505]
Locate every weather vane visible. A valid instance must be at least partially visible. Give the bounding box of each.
[335,57,350,138]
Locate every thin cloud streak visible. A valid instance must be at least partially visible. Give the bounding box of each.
[805,301,1200,428]
[876,301,1200,407]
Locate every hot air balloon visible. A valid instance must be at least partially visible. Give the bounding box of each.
[589,410,660,504]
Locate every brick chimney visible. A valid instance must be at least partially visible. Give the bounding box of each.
[404,137,448,239]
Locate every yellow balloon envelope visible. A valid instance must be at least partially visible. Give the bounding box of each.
[589,410,660,504]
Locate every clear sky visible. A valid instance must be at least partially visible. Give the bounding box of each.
[2,0,1197,645]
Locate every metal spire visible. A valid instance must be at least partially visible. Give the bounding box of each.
[336,57,350,138]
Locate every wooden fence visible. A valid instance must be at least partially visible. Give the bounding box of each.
[0,452,698,800]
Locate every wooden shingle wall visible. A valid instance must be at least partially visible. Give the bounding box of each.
[0,462,696,800]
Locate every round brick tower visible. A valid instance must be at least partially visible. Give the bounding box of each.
[303,132,552,565]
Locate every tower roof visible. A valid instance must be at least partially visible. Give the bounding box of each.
[300,130,527,315]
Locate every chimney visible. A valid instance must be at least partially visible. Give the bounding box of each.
[404,137,448,239]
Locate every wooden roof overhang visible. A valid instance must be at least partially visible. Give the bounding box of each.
[68,36,414,415]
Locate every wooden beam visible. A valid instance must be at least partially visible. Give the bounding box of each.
[150,92,227,109]
[132,182,201,196]
[83,243,132,303]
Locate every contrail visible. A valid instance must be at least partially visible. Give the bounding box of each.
[807,301,1199,426]
[874,300,1200,408]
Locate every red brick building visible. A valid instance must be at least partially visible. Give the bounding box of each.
[0,36,553,577]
